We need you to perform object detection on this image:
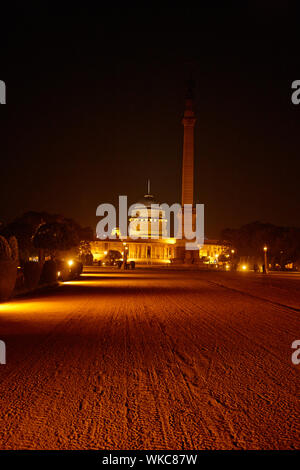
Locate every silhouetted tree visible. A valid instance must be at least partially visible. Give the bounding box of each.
[222,222,300,268]
[33,222,80,256]
[1,211,93,262]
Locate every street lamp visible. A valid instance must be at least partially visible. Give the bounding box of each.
[263,246,268,274]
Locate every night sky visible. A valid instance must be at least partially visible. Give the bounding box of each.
[1,4,299,238]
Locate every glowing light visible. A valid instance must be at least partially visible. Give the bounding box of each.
[225,265,230,270]
[231,249,235,254]
[0,300,68,316]
[242,265,247,270]
[263,246,268,252]
[67,259,74,267]
[104,251,108,255]
[57,271,61,277]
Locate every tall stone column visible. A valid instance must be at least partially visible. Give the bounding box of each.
[181,87,196,245]
[181,91,196,208]
[174,85,198,265]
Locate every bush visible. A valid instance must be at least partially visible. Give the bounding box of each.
[0,235,12,261]
[55,259,70,281]
[8,236,19,263]
[23,261,42,290]
[71,261,83,279]
[0,260,17,301]
[15,267,25,291]
[0,235,18,301]
[57,260,83,281]
[40,260,57,284]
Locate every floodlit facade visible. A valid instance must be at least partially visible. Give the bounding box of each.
[90,235,225,266]
[91,238,176,265]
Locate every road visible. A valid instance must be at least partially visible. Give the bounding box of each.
[0,267,299,450]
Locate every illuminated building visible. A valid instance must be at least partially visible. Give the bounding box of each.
[128,181,168,240]
[90,86,226,266]
[91,183,176,265]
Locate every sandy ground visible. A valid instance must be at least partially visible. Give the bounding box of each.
[0,268,299,450]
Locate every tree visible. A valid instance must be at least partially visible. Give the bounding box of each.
[33,222,80,257]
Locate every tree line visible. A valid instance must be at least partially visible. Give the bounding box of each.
[221,221,300,269]
[0,211,93,264]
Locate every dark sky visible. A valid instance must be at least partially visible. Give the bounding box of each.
[1,4,299,238]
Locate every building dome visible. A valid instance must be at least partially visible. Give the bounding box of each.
[137,193,157,208]
[128,182,167,238]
